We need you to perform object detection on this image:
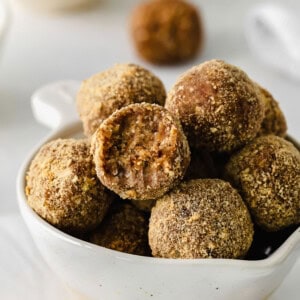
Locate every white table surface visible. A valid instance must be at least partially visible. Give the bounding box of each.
[0,0,299,299]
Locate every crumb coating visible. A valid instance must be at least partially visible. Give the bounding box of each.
[91,103,190,200]
[77,63,166,136]
[25,139,113,233]
[225,135,300,231]
[257,85,287,137]
[149,179,253,258]
[89,203,150,256]
[165,59,265,152]
[130,0,202,65]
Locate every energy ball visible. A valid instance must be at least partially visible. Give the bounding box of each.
[165,59,265,152]
[257,85,287,137]
[89,203,150,256]
[149,179,254,259]
[225,135,300,231]
[91,103,190,201]
[130,0,203,65]
[25,139,113,234]
[77,63,166,137]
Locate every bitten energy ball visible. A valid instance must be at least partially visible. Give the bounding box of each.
[130,0,203,65]
[225,135,300,231]
[77,63,166,136]
[25,139,112,234]
[91,103,190,201]
[257,85,287,137]
[165,59,265,152]
[149,179,254,259]
[89,203,150,256]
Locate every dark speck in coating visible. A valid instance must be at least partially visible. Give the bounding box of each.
[89,202,151,256]
[91,103,191,201]
[77,63,166,137]
[25,139,113,234]
[225,135,300,231]
[149,179,254,259]
[165,59,265,152]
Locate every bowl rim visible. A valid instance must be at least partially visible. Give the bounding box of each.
[17,121,300,268]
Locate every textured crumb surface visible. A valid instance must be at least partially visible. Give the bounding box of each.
[89,202,151,256]
[165,59,265,152]
[225,135,300,231]
[25,139,113,233]
[256,85,287,137]
[130,0,202,65]
[92,103,190,200]
[149,179,254,259]
[77,63,166,136]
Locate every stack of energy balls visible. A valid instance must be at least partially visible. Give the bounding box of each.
[26,60,300,259]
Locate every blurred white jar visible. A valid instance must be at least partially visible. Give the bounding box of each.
[15,0,99,12]
[0,0,9,56]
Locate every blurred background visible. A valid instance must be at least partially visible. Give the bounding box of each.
[0,1,299,298]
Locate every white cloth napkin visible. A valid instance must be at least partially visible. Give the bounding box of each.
[245,2,300,80]
[0,214,70,300]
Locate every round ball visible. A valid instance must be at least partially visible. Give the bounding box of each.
[149,179,254,258]
[225,135,300,231]
[77,63,166,136]
[257,85,287,137]
[130,0,203,65]
[165,59,265,152]
[91,103,191,201]
[25,139,113,234]
[89,203,150,256]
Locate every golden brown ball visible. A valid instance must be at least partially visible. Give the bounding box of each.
[149,179,254,259]
[225,135,300,231]
[256,85,287,137]
[25,139,113,234]
[89,202,150,256]
[130,0,203,65]
[77,63,166,136]
[165,60,265,152]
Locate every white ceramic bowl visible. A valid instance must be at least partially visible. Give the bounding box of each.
[17,81,300,300]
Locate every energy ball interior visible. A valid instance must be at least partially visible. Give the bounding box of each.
[92,103,190,201]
